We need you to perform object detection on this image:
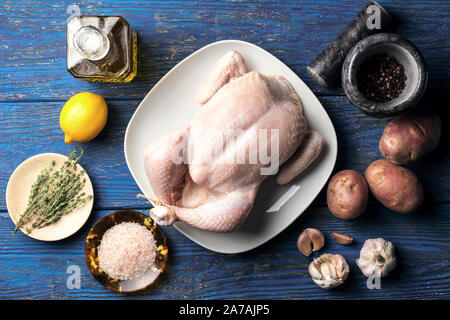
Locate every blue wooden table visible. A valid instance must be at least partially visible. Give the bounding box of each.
[0,0,449,300]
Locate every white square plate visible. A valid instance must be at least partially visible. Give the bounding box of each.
[124,40,337,253]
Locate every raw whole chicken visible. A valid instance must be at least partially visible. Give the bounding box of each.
[144,51,324,232]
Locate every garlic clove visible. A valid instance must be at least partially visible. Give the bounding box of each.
[308,253,349,289]
[332,232,353,245]
[356,238,397,278]
[297,228,325,256]
[309,228,325,251]
[309,262,323,279]
[320,261,333,278]
[330,254,349,281]
[297,230,313,256]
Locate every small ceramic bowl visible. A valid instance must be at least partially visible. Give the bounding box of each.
[7,153,93,241]
[342,33,427,117]
[85,210,168,293]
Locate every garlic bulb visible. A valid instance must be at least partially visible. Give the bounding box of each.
[356,238,396,278]
[308,253,349,289]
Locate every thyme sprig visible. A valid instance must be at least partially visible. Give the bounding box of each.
[13,147,93,235]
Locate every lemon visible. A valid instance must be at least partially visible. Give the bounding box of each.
[60,92,108,144]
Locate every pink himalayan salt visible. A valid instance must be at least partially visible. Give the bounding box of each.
[98,222,156,280]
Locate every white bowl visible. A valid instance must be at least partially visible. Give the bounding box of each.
[124,40,337,253]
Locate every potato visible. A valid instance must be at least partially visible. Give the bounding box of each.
[379,109,441,165]
[327,170,368,220]
[365,160,423,214]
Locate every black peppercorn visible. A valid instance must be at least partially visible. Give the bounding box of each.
[357,53,407,102]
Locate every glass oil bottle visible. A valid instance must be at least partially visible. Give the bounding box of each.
[67,16,137,82]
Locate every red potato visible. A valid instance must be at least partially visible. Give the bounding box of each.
[327,170,368,220]
[365,160,423,214]
[379,109,441,165]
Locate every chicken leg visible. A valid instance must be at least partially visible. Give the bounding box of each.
[150,184,258,232]
[144,128,188,204]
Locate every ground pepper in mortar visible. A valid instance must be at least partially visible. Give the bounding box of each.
[357,53,407,102]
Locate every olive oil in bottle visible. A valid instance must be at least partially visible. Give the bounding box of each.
[67,16,137,82]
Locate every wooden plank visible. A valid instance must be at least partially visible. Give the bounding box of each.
[0,0,449,101]
[0,97,448,212]
[0,0,448,300]
[0,204,448,299]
